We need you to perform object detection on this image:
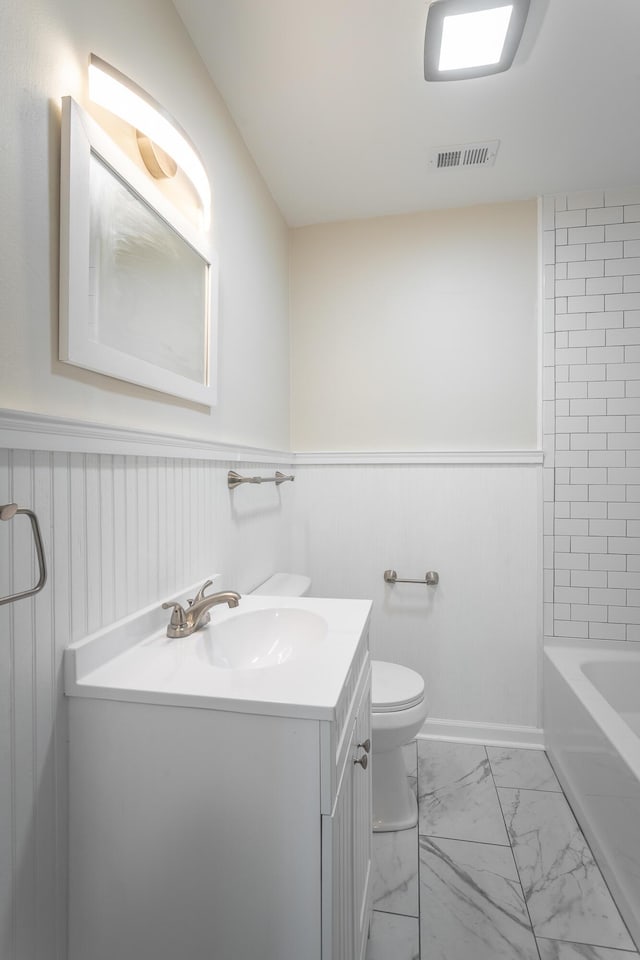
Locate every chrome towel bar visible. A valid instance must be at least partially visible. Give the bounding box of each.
[0,503,48,606]
[384,569,439,586]
[228,470,294,490]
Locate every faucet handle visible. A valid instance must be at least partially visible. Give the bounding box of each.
[186,581,214,626]
[162,601,187,628]
[190,580,214,605]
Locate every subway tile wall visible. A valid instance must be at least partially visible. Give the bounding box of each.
[543,187,640,641]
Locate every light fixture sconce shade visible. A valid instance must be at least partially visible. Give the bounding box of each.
[424,0,530,82]
[88,54,211,226]
[136,131,178,180]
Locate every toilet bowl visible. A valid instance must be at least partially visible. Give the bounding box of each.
[249,575,427,833]
[371,660,427,832]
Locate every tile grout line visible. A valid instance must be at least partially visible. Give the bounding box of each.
[502,786,638,953]
[413,739,421,960]
[368,741,421,957]
[490,749,640,957]
[490,784,562,794]
[417,831,511,847]
[540,756,640,954]
[485,746,544,960]
[538,934,640,955]
[372,906,418,920]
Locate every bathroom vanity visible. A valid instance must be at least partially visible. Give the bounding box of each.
[65,588,372,960]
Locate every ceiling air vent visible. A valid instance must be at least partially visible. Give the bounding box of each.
[429,140,500,171]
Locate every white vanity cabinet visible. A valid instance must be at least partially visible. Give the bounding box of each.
[66,594,372,960]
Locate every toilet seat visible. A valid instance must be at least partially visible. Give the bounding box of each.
[372,660,425,713]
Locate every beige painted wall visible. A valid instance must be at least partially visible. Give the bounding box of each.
[290,200,538,450]
[0,0,290,449]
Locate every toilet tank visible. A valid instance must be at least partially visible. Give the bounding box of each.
[250,573,311,597]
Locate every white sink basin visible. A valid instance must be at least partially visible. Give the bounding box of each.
[65,583,372,719]
[197,607,328,669]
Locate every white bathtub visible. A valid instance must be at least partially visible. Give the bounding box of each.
[544,639,640,947]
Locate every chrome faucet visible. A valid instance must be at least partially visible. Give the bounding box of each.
[162,580,241,638]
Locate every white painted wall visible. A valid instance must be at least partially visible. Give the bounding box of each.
[290,200,538,451]
[292,462,541,733]
[0,0,289,449]
[289,200,542,738]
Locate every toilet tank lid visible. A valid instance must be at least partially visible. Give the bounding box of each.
[250,573,311,597]
[371,660,425,712]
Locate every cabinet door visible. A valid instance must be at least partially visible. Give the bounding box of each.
[321,664,372,960]
[322,718,355,960]
[352,671,372,960]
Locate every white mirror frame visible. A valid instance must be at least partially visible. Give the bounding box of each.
[59,96,218,407]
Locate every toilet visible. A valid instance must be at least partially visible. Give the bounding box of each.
[370,660,427,832]
[250,574,428,833]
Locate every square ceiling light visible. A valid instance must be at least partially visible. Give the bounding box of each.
[424,0,530,81]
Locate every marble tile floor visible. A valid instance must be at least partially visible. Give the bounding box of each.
[366,741,639,960]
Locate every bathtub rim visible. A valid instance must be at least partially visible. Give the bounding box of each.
[544,637,640,785]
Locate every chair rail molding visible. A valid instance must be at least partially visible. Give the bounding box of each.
[0,409,544,466]
[294,450,544,465]
[0,409,293,464]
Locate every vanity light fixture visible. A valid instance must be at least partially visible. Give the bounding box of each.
[424,0,530,81]
[88,53,211,227]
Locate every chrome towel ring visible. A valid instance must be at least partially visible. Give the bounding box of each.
[0,503,47,606]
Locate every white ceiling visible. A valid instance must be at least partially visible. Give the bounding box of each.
[173,0,640,227]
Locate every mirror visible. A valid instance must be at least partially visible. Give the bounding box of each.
[60,97,217,407]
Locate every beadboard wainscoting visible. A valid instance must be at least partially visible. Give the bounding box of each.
[0,436,294,960]
[290,458,543,741]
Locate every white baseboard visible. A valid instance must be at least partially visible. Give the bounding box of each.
[418,717,545,750]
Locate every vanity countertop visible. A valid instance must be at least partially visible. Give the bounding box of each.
[65,590,371,721]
